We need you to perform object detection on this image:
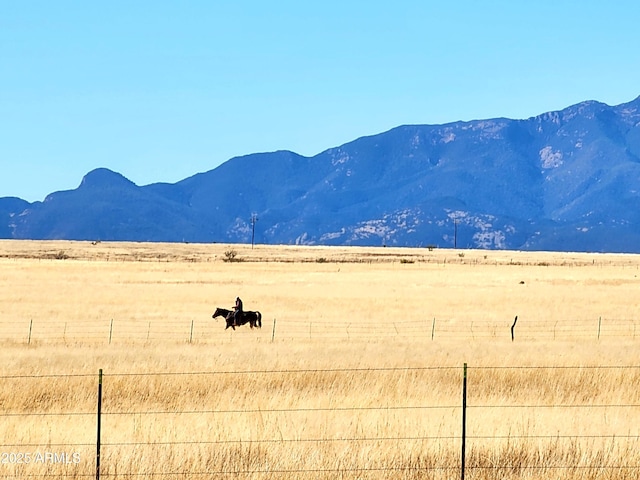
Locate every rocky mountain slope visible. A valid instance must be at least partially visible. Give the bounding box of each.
[3,96,640,252]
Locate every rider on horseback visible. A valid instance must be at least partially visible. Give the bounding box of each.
[233,296,243,326]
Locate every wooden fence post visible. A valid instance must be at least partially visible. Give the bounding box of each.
[28,319,33,345]
[271,319,277,342]
[108,319,113,344]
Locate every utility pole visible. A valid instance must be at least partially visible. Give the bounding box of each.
[454,218,458,249]
[250,213,258,249]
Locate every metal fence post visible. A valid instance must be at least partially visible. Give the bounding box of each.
[96,369,103,480]
[461,363,467,480]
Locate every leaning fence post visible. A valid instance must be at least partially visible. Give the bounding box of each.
[431,318,435,340]
[597,316,602,340]
[108,319,113,344]
[461,363,467,480]
[271,319,277,342]
[96,369,103,480]
[28,319,33,345]
[189,319,194,344]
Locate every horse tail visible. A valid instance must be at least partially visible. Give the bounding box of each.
[257,311,262,328]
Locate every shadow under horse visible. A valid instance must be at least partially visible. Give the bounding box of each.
[212,307,262,330]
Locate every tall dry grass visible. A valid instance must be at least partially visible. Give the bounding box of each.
[1,240,639,479]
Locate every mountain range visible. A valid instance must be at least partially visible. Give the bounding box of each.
[2,96,640,252]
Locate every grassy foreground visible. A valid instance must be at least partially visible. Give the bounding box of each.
[1,240,639,479]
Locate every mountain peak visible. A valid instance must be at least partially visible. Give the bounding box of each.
[79,168,136,190]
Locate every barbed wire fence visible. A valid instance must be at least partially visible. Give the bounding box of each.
[0,316,638,344]
[1,366,639,479]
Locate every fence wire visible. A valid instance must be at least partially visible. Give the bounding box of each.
[1,366,639,479]
[0,316,638,344]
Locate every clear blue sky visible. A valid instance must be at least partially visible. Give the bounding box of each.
[2,1,639,202]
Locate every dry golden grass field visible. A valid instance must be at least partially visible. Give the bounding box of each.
[1,239,639,479]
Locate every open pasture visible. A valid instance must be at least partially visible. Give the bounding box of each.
[1,240,639,479]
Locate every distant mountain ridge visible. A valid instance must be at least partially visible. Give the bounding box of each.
[3,95,640,252]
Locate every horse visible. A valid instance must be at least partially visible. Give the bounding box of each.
[212,307,262,330]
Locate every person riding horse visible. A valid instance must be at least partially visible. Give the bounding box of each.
[212,302,261,330]
[232,296,243,326]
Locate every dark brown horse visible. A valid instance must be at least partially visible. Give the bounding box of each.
[212,307,262,330]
